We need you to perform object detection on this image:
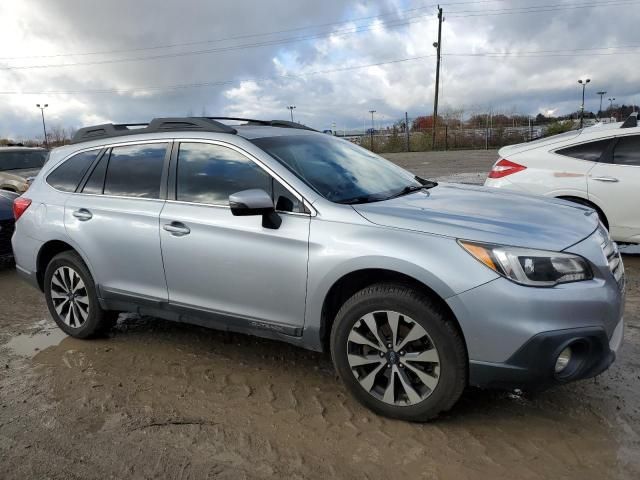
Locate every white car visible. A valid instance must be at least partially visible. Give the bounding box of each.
[485,113,640,244]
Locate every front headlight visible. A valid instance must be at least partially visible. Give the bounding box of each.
[459,240,593,287]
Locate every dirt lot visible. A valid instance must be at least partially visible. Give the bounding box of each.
[1,150,639,479]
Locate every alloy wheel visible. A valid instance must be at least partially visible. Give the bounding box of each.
[346,310,440,406]
[50,266,90,328]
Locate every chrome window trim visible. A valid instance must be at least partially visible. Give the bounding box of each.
[44,137,317,216]
[64,191,167,204]
[164,198,311,217]
[171,138,317,216]
[45,139,170,194]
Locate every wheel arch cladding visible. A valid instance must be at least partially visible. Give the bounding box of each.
[319,268,468,357]
[36,240,91,291]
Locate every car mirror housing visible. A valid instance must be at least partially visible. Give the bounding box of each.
[229,189,281,229]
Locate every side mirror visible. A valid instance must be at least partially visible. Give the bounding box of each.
[229,189,281,229]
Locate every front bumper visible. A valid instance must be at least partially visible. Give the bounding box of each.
[469,319,622,390]
[448,225,624,390]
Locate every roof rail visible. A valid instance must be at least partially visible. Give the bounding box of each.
[620,112,638,129]
[70,117,237,144]
[206,117,317,132]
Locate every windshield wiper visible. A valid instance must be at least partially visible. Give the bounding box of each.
[415,176,438,188]
[386,176,438,200]
[338,195,384,205]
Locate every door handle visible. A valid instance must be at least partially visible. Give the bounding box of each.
[72,208,93,221]
[163,222,191,236]
[592,176,619,183]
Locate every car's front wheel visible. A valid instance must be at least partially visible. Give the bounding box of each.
[330,283,467,421]
[44,251,116,338]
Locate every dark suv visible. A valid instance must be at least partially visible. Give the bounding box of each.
[0,146,48,193]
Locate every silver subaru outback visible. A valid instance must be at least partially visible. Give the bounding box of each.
[12,117,625,421]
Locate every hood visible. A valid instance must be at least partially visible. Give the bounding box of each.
[353,183,598,251]
[0,167,41,181]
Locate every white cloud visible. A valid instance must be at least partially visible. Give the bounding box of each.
[0,0,639,138]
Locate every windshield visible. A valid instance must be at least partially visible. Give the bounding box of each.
[251,134,421,203]
[0,150,48,171]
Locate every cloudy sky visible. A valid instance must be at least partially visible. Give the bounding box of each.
[1,0,639,139]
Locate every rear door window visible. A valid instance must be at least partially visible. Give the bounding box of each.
[47,150,100,192]
[613,135,640,166]
[103,143,167,199]
[556,139,612,162]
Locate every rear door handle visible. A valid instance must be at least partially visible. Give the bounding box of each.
[592,176,619,182]
[163,221,191,236]
[72,208,93,221]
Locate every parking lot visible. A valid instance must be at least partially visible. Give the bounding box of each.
[1,150,638,479]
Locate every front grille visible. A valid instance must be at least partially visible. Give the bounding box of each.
[0,219,14,256]
[596,225,624,291]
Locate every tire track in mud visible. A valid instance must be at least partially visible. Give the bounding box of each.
[1,260,640,479]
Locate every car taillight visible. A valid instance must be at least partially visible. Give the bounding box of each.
[488,159,527,179]
[13,197,32,221]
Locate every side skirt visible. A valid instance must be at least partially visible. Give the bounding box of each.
[98,287,306,346]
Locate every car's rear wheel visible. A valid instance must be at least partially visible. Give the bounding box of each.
[330,283,467,421]
[44,251,116,338]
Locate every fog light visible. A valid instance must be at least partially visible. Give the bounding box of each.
[555,347,572,373]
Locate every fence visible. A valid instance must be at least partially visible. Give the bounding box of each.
[342,124,545,154]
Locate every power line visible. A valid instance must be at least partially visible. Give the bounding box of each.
[0,54,436,95]
[3,0,627,70]
[3,42,640,96]
[0,14,436,70]
[0,0,516,61]
[446,49,640,57]
[447,0,638,17]
[0,7,432,61]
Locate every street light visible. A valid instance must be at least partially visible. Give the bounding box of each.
[36,103,49,149]
[596,91,607,119]
[287,105,296,122]
[578,78,590,129]
[368,110,376,151]
[608,97,616,120]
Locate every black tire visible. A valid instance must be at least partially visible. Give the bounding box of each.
[330,283,467,422]
[44,251,116,338]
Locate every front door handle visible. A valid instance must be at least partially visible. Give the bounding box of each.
[592,176,619,183]
[163,221,191,236]
[72,208,93,221]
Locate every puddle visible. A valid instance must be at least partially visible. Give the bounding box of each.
[3,325,68,357]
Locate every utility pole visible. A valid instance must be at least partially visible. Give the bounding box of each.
[369,110,376,151]
[36,103,49,149]
[596,91,607,119]
[578,78,590,128]
[431,5,443,150]
[405,112,410,152]
[287,105,296,122]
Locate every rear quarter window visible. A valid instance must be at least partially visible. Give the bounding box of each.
[555,138,612,162]
[46,150,100,192]
[613,135,640,166]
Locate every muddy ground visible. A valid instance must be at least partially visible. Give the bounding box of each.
[1,150,639,479]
